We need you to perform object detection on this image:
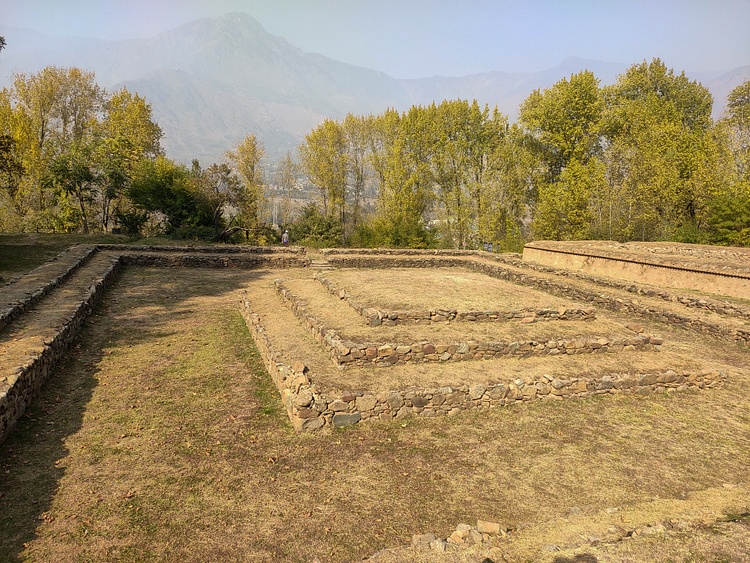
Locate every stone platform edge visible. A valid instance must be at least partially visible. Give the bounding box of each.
[238,292,724,433]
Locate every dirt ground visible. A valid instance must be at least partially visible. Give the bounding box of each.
[1,257,749,562]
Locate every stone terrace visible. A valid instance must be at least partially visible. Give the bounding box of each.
[1,243,742,441]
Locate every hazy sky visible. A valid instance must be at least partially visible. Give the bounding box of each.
[3,0,750,77]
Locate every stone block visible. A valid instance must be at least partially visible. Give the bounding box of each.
[332,412,361,428]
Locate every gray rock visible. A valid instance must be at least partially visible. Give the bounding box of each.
[332,412,361,428]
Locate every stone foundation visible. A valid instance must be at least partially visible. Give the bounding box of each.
[314,272,596,326]
[0,256,123,444]
[325,254,750,346]
[274,280,660,368]
[239,292,723,432]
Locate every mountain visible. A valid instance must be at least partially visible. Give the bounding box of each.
[1,13,748,163]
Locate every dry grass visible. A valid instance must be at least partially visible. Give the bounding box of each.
[0,263,749,562]
[284,271,636,343]
[322,267,579,311]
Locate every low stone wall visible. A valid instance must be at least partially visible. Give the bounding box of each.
[0,245,99,332]
[119,252,310,269]
[326,254,750,346]
[523,242,750,300]
[314,273,596,326]
[239,290,722,432]
[489,252,750,321]
[99,244,306,254]
[0,256,123,444]
[274,280,660,368]
[238,294,328,432]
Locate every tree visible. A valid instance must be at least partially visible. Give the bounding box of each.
[128,156,212,236]
[274,152,299,227]
[190,160,243,240]
[299,119,348,221]
[0,36,6,52]
[343,113,370,229]
[0,67,162,233]
[723,80,750,181]
[226,134,266,238]
[520,71,604,239]
[44,142,97,233]
[601,59,718,240]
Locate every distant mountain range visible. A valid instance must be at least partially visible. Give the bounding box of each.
[1,12,748,164]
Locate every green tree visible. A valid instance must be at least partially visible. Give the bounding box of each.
[44,142,97,233]
[0,67,163,233]
[601,59,718,240]
[226,134,266,237]
[274,151,299,227]
[299,119,348,222]
[520,71,604,239]
[288,203,343,247]
[128,156,212,236]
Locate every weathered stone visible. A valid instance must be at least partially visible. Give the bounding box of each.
[377,344,393,357]
[387,392,404,410]
[293,389,313,407]
[329,400,349,412]
[469,384,486,400]
[476,520,501,534]
[411,533,436,547]
[429,539,447,553]
[332,412,361,428]
[299,416,325,431]
[411,395,429,408]
[355,395,378,412]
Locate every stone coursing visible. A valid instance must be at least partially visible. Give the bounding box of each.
[325,247,750,321]
[0,244,99,332]
[274,280,661,368]
[0,244,307,446]
[118,251,309,269]
[98,244,306,254]
[0,256,123,444]
[325,254,750,346]
[525,240,750,278]
[490,252,750,322]
[239,292,722,432]
[314,272,596,326]
[239,294,327,432]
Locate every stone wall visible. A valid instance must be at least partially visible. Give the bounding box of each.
[0,245,99,332]
[99,244,306,254]
[119,252,309,269]
[325,254,750,346]
[490,252,750,322]
[523,242,750,300]
[274,280,661,368]
[0,256,123,444]
[239,290,723,432]
[1,244,308,446]
[314,272,596,326]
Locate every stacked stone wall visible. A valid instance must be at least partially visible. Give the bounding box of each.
[274,280,660,368]
[99,244,306,254]
[0,245,99,332]
[239,290,722,432]
[0,256,123,444]
[325,255,750,346]
[0,244,308,445]
[314,273,596,326]
[119,252,309,269]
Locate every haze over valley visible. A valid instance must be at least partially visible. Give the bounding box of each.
[2,12,748,164]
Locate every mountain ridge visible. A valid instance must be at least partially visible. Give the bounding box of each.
[1,13,748,163]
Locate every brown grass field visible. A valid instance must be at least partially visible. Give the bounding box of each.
[0,246,749,562]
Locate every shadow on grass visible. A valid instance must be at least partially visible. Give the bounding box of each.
[0,264,273,560]
[0,337,101,561]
